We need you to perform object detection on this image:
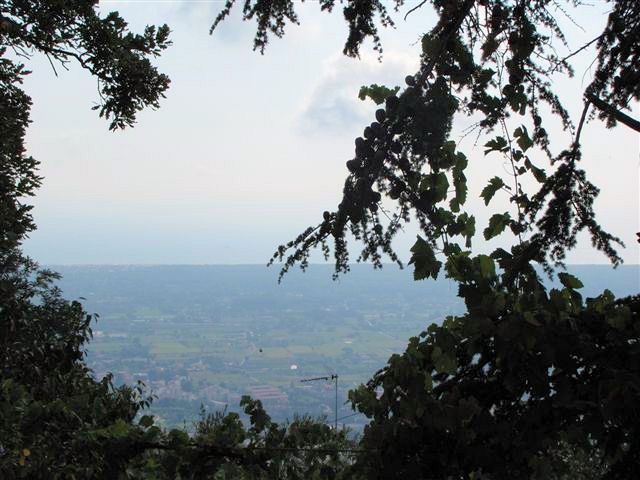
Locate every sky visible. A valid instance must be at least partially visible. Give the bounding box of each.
[20,0,639,266]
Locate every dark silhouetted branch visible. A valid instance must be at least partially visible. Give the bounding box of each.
[586,93,640,133]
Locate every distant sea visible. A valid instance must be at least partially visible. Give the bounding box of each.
[51,263,639,307]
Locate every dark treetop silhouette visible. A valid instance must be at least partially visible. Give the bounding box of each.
[213,0,640,478]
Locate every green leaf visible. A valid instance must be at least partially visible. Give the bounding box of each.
[431,345,442,360]
[434,353,457,375]
[482,35,499,58]
[477,255,496,278]
[523,311,541,326]
[586,289,615,313]
[139,415,154,428]
[168,428,190,446]
[358,84,400,105]
[442,140,457,154]
[421,33,441,57]
[558,272,584,290]
[443,242,462,257]
[460,214,475,248]
[452,153,468,208]
[409,236,442,280]
[607,306,631,331]
[514,125,533,152]
[445,251,472,282]
[241,395,272,432]
[143,426,162,441]
[484,136,508,154]
[109,419,132,438]
[480,177,505,205]
[524,158,546,182]
[483,212,511,240]
[420,172,449,203]
[421,372,431,394]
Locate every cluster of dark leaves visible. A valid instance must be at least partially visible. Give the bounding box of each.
[1,0,171,130]
[0,50,38,258]
[216,0,640,477]
[267,0,629,279]
[124,397,356,479]
[588,0,640,127]
[210,0,402,57]
[0,1,162,476]
[1,2,356,478]
[2,0,638,477]
[350,255,639,479]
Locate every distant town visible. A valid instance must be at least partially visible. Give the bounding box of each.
[55,264,638,429]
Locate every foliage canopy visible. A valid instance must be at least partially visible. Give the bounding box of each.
[0,1,170,476]
[1,2,350,477]
[1,0,638,477]
[213,0,640,478]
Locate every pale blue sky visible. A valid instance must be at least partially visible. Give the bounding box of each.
[20,1,639,265]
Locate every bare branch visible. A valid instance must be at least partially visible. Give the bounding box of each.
[573,100,590,147]
[404,0,428,21]
[586,93,640,133]
[551,34,604,74]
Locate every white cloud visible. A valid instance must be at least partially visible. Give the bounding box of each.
[297,50,418,135]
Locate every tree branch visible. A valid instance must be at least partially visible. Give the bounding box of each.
[573,100,590,148]
[586,93,640,133]
[404,0,428,21]
[550,35,604,74]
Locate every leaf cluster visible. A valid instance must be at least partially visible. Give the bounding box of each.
[349,257,639,478]
[0,1,174,477]
[212,0,640,477]
[210,0,402,57]
[1,0,171,130]
[264,0,632,279]
[124,397,356,479]
[0,252,155,478]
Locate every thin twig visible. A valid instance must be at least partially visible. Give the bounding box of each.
[500,117,524,245]
[45,53,58,77]
[551,34,604,73]
[573,100,590,148]
[404,0,428,21]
